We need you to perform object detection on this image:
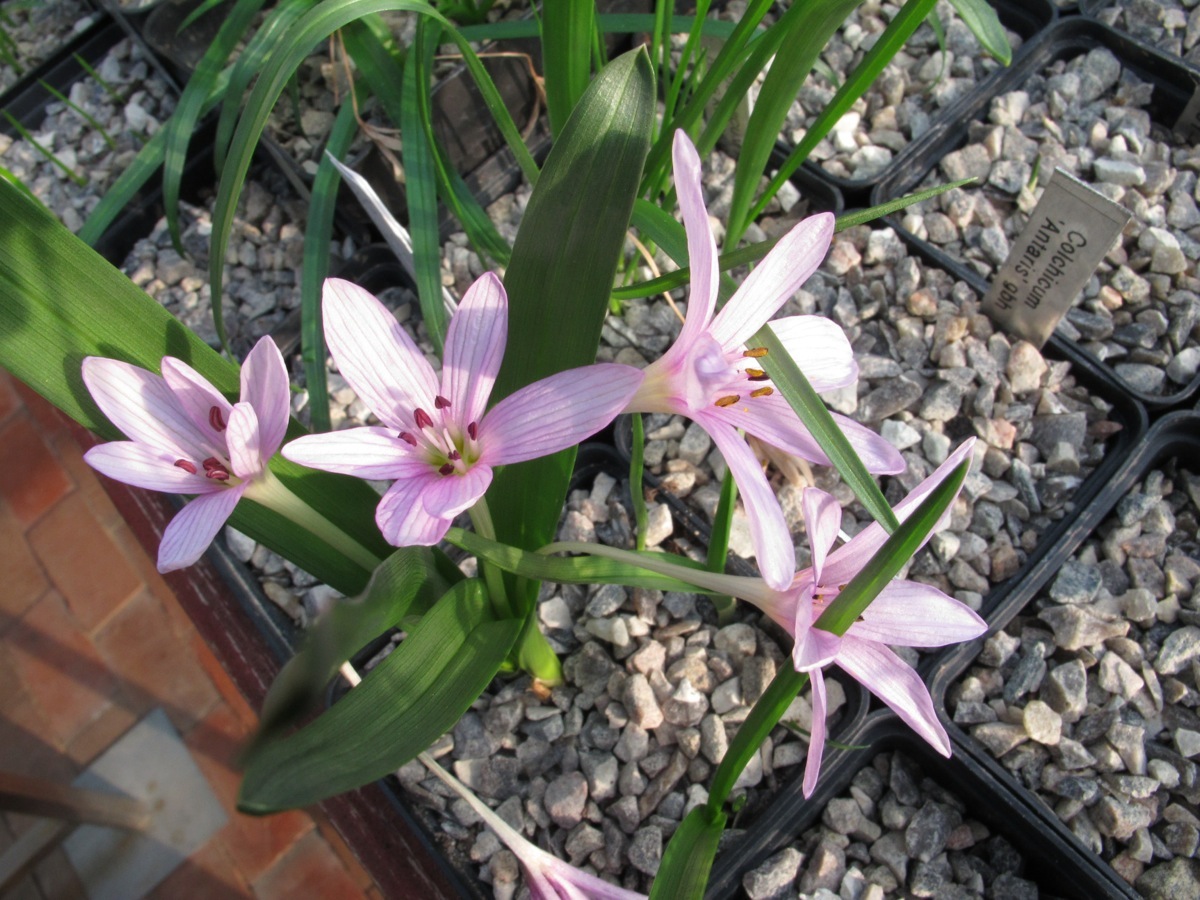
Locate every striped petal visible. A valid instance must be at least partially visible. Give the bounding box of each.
[376,473,453,546]
[241,336,290,458]
[802,668,828,798]
[672,131,719,351]
[442,272,506,427]
[767,315,858,392]
[225,402,263,480]
[82,357,211,458]
[157,485,245,572]
[421,464,493,520]
[159,356,234,454]
[850,581,986,648]
[83,442,217,494]
[283,427,419,480]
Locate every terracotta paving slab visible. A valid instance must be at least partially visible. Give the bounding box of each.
[0,372,373,899]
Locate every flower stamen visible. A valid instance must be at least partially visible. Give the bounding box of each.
[750,386,774,398]
[438,462,455,476]
[745,369,769,381]
[399,432,418,447]
[715,395,740,408]
[467,422,478,441]
[742,347,768,358]
[209,406,227,432]
[174,459,197,474]
[414,408,434,429]
[434,395,451,410]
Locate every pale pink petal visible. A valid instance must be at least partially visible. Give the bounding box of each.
[282,427,419,480]
[716,395,904,476]
[480,365,643,466]
[537,852,647,899]
[421,465,493,520]
[157,485,245,572]
[241,336,290,455]
[225,402,263,480]
[767,316,858,392]
[802,668,828,798]
[83,442,217,494]
[376,473,454,546]
[850,581,986,647]
[837,638,950,756]
[442,272,506,427]
[821,438,975,588]
[704,417,795,591]
[82,357,213,457]
[323,278,439,431]
[672,131,719,351]
[159,356,234,452]
[709,213,835,351]
[803,487,842,586]
[793,624,842,673]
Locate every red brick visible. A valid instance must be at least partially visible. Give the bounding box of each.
[0,504,49,623]
[52,427,125,532]
[252,830,368,900]
[6,592,118,750]
[146,835,251,899]
[63,701,138,768]
[92,590,220,733]
[0,415,73,525]
[186,701,313,883]
[0,370,21,425]
[28,492,143,633]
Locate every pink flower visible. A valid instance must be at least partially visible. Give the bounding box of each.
[625,131,903,590]
[422,755,645,900]
[82,336,290,572]
[755,439,987,796]
[284,274,643,546]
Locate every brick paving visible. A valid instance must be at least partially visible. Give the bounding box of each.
[0,371,377,899]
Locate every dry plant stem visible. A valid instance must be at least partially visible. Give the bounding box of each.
[628,231,684,319]
[435,50,546,139]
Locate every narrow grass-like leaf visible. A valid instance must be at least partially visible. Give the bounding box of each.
[744,0,938,227]
[0,178,396,596]
[2,112,84,186]
[179,0,233,32]
[447,527,718,594]
[164,0,266,261]
[301,98,359,434]
[662,0,709,128]
[542,0,594,137]
[238,579,520,812]
[747,325,898,532]
[483,49,654,608]
[254,547,453,740]
[631,413,648,551]
[950,0,1011,65]
[723,0,860,245]
[458,14,739,43]
[211,0,533,349]
[39,80,116,149]
[704,459,965,811]
[648,805,727,900]
[401,18,448,351]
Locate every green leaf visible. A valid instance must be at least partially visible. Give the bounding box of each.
[648,805,727,900]
[744,0,940,227]
[484,47,654,602]
[542,0,595,136]
[254,547,453,739]
[0,178,396,596]
[723,0,861,245]
[239,579,520,812]
[446,527,717,594]
[746,326,899,533]
[301,97,360,434]
[949,0,1011,65]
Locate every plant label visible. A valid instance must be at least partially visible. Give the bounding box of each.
[982,168,1130,348]
[1174,79,1200,139]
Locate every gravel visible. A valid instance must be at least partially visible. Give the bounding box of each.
[0,1,101,95]
[948,462,1200,889]
[761,749,1040,898]
[779,0,1022,183]
[0,36,176,232]
[902,46,1200,394]
[1089,0,1200,68]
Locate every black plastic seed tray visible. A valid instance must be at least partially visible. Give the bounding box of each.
[708,710,1108,898]
[796,0,1057,207]
[874,16,1200,410]
[924,409,1200,899]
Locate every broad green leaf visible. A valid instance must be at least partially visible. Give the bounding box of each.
[484,48,654,607]
[648,805,727,900]
[950,0,1011,65]
[458,14,740,43]
[703,457,968,809]
[745,0,939,227]
[723,0,861,246]
[619,179,976,301]
[239,579,520,812]
[301,98,360,434]
[447,527,717,594]
[542,0,594,136]
[747,326,898,533]
[0,179,396,596]
[254,547,453,739]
